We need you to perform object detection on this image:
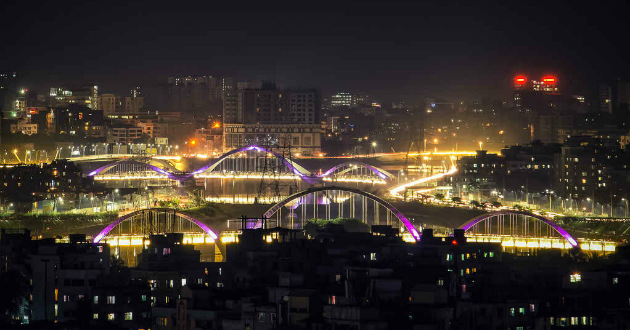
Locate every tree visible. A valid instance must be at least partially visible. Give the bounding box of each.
[470,200,482,208]
[491,201,502,208]
[434,193,445,201]
[451,197,462,204]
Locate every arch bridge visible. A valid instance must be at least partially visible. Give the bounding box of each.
[93,208,223,265]
[458,211,615,251]
[260,186,421,241]
[87,157,185,181]
[87,145,396,185]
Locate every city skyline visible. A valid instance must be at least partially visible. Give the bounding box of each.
[1,1,630,328]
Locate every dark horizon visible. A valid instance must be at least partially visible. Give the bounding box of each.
[2,0,629,105]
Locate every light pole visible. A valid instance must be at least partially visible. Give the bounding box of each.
[622,198,628,218]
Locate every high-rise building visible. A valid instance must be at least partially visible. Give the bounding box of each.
[235,83,319,125]
[223,81,260,124]
[98,94,120,116]
[599,84,613,114]
[511,74,580,143]
[164,76,230,116]
[329,92,371,108]
[330,92,352,107]
[0,71,18,119]
[49,85,99,109]
[123,92,144,114]
[223,83,322,155]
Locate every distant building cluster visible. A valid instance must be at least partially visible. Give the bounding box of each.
[453,133,630,210]
[0,73,327,157]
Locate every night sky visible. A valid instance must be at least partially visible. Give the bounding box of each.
[2,0,629,105]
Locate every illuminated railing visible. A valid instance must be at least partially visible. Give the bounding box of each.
[93,173,174,180]
[193,173,302,180]
[322,176,386,184]
[101,233,215,246]
[93,171,386,184]
[465,234,616,252]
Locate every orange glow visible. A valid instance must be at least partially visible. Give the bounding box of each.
[212,122,221,128]
[542,75,557,83]
[514,75,527,85]
[190,139,197,146]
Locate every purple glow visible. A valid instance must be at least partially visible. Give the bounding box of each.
[261,186,421,241]
[191,145,320,184]
[93,208,219,243]
[88,160,187,181]
[320,162,393,180]
[459,211,578,247]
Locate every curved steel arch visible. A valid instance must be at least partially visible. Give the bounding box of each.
[191,145,316,183]
[458,211,578,247]
[87,159,185,181]
[93,208,219,243]
[320,161,394,180]
[263,186,421,241]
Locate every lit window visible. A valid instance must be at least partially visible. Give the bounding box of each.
[107,296,116,304]
[570,273,582,283]
[93,296,99,304]
[93,313,98,320]
[181,278,187,286]
[124,312,133,321]
[156,317,168,326]
[107,313,115,321]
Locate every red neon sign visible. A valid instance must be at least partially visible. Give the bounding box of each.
[542,75,557,84]
[514,75,527,84]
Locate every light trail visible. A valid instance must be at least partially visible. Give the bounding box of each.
[389,166,458,196]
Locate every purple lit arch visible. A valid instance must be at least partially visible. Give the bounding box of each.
[458,211,578,247]
[262,186,421,241]
[93,208,219,243]
[87,159,186,181]
[191,145,317,183]
[319,162,394,180]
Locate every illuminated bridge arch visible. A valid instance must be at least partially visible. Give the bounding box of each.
[459,211,578,248]
[87,158,185,181]
[191,145,317,183]
[320,162,394,183]
[262,186,421,240]
[93,208,219,243]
